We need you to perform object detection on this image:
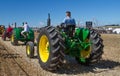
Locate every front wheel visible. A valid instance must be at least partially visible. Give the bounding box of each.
[26,41,34,58]
[11,34,18,45]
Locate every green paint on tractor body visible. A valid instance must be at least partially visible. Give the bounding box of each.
[13,27,34,42]
[60,28,91,62]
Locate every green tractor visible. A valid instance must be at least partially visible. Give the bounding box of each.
[26,14,104,71]
[11,27,34,45]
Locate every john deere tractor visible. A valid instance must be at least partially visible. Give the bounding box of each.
[26,14,104,71]
[11,27,34,45]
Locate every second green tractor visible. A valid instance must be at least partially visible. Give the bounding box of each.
[11,27,34,45]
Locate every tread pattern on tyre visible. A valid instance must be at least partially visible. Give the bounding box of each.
[76,29,104,65]
[37,26,65,71]
[26,42,34,58]
[87,29,104,64]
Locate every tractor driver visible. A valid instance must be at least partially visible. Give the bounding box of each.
[62,11,76,37]
[21,22,30,38]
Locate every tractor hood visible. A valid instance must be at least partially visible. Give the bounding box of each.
[75,28,90,41]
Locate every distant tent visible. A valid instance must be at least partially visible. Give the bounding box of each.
[113,28,120,34]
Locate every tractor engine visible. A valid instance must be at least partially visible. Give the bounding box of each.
[59,25,91,62]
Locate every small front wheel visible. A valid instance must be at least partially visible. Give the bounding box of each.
[26,41,34,58]
[11,33,18,45]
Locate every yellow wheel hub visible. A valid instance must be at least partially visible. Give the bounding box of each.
[81,39,91,58]
[11,34,14,42]
[26,45,30,55]
[39,35,50,63]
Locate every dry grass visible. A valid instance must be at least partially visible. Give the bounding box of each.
[101,34,120,61]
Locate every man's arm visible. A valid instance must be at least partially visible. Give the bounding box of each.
[62,18,66,23]
[73,19,76,25]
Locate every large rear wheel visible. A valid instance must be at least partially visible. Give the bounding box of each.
[88,30,104,63]
[76,29,104,65]
[37,26,65,71]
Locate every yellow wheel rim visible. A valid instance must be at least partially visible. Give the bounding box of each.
[81,39,91,58]
[39,35,50,63]
[26,45,30,55]
[11,34,14,42]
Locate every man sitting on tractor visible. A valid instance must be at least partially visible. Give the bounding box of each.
[62,11,76,37]
[21,22,30,38]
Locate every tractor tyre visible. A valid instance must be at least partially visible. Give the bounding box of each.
[24,39,34,45]
[11,33,18,45]
[76,29,104,65]
[88,30,104,63]
[26,41,34,58]
[37,26,65,71]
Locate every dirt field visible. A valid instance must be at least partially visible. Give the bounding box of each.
[0,34,120,76]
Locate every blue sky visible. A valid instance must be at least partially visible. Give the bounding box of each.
[0,0,120,27]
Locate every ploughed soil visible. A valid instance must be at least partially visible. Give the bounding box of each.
[0,34,120,76]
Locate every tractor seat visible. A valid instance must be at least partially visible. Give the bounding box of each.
[61,23,76,37]
[23,32,29,36]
